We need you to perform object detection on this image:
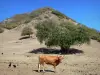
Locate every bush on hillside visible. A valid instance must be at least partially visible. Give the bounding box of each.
[97,37,100,42]
[21,27,33,37]
[52,10,66,19]
[0,27,4,33]
[3,23,18,29]
[81,25,100,41]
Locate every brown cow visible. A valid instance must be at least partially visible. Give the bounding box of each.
[38,55,64,72]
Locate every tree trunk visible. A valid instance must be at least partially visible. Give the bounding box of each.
[60,46,69,54]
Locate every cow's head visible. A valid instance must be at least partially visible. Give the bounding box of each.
[58,55,64,63]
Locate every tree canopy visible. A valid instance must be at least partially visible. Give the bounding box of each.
[35,20,90,53]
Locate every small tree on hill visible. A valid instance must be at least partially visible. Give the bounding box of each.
[35,20,90,54]
[21,27,33,37]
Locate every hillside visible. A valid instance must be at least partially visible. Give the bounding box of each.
[0,7,100,42]
[0,7,77,30]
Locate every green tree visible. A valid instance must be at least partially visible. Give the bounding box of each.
[35,20,90,54]
[21,27,33,37]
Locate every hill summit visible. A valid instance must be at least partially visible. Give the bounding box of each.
[0,7,77,30]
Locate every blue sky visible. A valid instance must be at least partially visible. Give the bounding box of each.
[0,0,100,31]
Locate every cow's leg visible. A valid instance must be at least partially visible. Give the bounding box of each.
[38,63,41,72]
[42,65,45,72]
[42,62,45,72]
[54,65,56,73]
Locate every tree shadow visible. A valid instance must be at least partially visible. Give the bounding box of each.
[29,47,60,54]
[67,48,84,54]
[19,36,30,40]
[97,40,100,43]
[28,47,84,54]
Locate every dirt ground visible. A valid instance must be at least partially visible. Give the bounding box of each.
[0,30,100,75]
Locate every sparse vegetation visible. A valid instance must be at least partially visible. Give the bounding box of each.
[0,7,53,30]
[35,20,90,53]
[52,10,76,22]
[21,27,33,37]
[52,10,66,19]
[29,11,41,18]
[29,7,52,18]
[0,27,4,33]
[3,23,18,29]
[80,25,100,42]
[24,19,31,24]
[44,15,49,18]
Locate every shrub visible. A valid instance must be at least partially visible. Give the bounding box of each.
[0,27,4,33]
[52,10,66,18]
[24,19,31,24]
[3,23,18,29]
[97,38,100,42]
[21,27,33,37]
[29,9,45,18]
